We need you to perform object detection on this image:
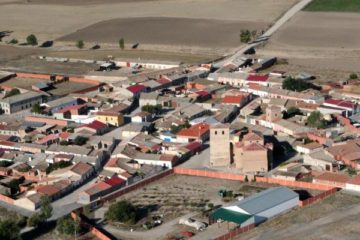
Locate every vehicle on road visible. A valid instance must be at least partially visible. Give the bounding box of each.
[179,217,206,231]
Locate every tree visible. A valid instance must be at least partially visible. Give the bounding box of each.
[31,103,42,114]
[26,34,38,46]
[141,104,162,114]
[307,111,326,129]
[40,196,53,220]
[240,30,251,43]
[282,77,316,92]
[76,40,84,49]
[349,73,358,80]
[73,136,88,146]
[105,200,138,224]
[27,213,43,227]
[283,107,301,119]
[8,39,18,44]
[0,219,20,240]
[56,215,81,236]
[4,88,20,98]
[347,166,357,176]
[119,38,125,50]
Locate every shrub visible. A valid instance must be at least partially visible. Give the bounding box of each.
[76,40,84,49]
[26,34,38,46]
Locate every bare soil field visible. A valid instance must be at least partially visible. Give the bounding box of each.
[237,192,360,240]
[59,17,265,50]
[259,11,360,75]
[0,0,298,53]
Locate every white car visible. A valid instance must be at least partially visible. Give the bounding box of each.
[179,217,206,231]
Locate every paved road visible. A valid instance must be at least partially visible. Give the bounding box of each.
[215,0,313,68]
[102,212,197,240]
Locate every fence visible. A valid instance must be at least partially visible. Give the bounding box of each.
[299,187,338,207]
[173,167,245,181]
[173,167,334,191]
[214,224,255,240]
[100,169,174,203]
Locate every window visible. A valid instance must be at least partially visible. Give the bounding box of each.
[222,131,225,135]
[215,131,217,135]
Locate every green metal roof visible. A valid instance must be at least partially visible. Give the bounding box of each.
[211,208,252,225]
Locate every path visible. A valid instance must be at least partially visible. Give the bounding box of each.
[214,0,313,68]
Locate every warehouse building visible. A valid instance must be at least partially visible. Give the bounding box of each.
[211,187,299,227]
[0,91,43,114]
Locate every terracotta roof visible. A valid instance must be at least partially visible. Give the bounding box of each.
[37,185,60,197]
[246,75,269,82]
[243,132,263,142]
[195,90,210,97]
[223,95,245,104]
[85,181,111,195]
[177,123,210,138]
[70,162,93,175]
[156,78,171,85]
[105,158,119,168]
[57,104,86,113]
[303,142,322,150]
[325,98,355,109]
[348,174,360,185]
[315,172,350,183]
[243,142,267,151]
[184,141,202,152]
[159,154,178,162]
[59,132,71,139]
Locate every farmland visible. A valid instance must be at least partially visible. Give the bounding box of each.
[0,0,298,55]
[304,0,360,12]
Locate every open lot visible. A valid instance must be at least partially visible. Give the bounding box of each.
[236,192,360,240]
[96,174,321,240]
[0,0,298,54]
[259,11,360,79]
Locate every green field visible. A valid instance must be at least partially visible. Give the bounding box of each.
[304,0,360,12]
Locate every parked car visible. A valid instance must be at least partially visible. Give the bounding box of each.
[179,218,206,231]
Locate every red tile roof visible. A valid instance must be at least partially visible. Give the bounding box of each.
[246,75,269,82]
[57,104,86,113]
[177,123,210,138]
[156,78,171,85]
[223,95,245,104]
[243,142,267,151]
[243,132,263,142]
[185,141,202,152]
[70,162,93,175]
[324,98,355,109]
[315,172,350,183]
[104,175,125,186]
[127,84,146,94]
[79,120,107,130]
[195,91,210,97]
[105,158,119,168]
[59,131,71,140]
[37,185,60,197]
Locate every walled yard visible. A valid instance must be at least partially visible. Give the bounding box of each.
[236,191,360,240]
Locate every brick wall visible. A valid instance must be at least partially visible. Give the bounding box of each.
[25,115,68,127]
[100,169,174,203]
[214,223,255,240]
[299,187,338,207]
[174,167,333,191]
[15,72,100,86]
[173,167,245,181]
[71,211,112,240]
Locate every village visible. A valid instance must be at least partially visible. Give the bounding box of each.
[0,41,359,239]
[1,0,360,239]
